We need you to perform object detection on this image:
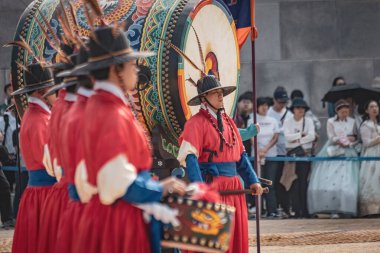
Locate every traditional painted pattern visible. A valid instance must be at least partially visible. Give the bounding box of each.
[11,0,240,155]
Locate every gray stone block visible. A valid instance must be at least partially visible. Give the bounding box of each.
[240,3,281,63]
[280,1,338,59]
[0,0,33,12]
[373,59,380,79]
[239,60,313,100]
[337,0,380,58]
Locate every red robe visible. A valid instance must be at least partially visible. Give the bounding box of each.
[12,99,55,253]
[178,107,249,253]
[73,83,153,253]
[55,88,93,253]
[38,93,76,253]
[44,89,66,178]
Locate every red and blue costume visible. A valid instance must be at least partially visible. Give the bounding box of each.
[73,82,165,253]
[38,91,77,253]
[178,104,259,253]
[12,98,56,253]
[55,87,94,253]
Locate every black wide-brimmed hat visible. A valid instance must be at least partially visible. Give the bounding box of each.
[75,25,154,73]
[43,76,78,98]
[11,63,55,96]
[43,53,79,97]
[46,43,75,70]
[289,98,310,112]
[187,75,236,106]
[57,45,89,78]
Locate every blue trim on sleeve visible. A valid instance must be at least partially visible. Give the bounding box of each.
[122,171,163,203]
[28,169,56,186]
[185,154,204,182]
[237,152,259,186]
[239,124,258,141]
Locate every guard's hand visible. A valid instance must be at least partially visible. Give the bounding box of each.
[250,183,263,195]
[255,123,261,134]
[160,177,187,197]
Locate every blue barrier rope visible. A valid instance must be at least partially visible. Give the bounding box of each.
[1,156,380,171]
[249,156,380,162]
[1,166,27,172]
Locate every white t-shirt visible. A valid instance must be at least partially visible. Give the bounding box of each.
[283,116,315,150]
[268,107,293,156]
[248,114,280,157]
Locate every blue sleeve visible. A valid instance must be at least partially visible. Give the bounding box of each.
[239,123,258,141]
[185,154,204,182]
[236,152,259,186]
[122,171,163,203]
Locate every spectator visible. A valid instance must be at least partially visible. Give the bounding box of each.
[283,98,315,218]
[268,87,293,218]
[249,97,279,218]
[0,84,12,116]
[12,125,28,218]
[359,100,380,217]
[290,89,321,131]
[0,167,14,228]
[0,97,17,192]
[235,91,253,155]
[308,99,359,218]
[327,77,346,118]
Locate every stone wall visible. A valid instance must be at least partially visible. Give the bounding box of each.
[240,0,380,118]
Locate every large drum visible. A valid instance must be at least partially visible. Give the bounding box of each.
[11,0,240,156]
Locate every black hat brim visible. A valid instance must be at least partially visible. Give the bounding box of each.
[43,79,77,97]
[187,86,236,106]
[11,80,55,96]
[46,62,71,71]
[290,105,310,112]
[75,51,155,74]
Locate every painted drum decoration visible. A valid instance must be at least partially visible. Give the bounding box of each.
[11,0,240,156]
[162,195,236,253]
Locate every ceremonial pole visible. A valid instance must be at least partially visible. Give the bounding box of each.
[249,0,261,252]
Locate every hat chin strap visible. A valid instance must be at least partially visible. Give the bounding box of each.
[204,97,225,152]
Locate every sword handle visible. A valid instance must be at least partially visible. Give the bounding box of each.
[219,187,269,195]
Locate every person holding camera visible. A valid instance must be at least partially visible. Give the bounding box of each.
[283,98,315,218]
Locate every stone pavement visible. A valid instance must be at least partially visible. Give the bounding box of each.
[1,218,380,252]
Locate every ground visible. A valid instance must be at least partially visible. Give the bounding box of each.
[1,218,379,252]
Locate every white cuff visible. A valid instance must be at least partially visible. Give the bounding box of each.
[177,141,199,167]
[97,154,137,205]
[43,144,54,177]
[74,160,98,203]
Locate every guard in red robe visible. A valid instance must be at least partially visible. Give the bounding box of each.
[11,63,57,253]
[38,55,79,253]
[72,25,186,253]
[177,75,263,253]
[55,47,96,253]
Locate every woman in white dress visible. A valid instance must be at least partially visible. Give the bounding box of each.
[359,100,380,217]
[308,99,360,218]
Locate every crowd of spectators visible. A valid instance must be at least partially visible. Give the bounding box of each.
[235,77,380,219]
